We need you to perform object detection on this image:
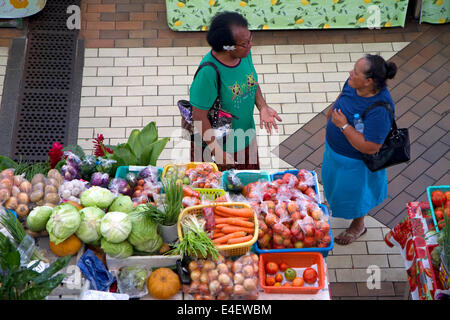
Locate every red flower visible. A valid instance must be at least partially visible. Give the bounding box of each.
[93,134,113,157]
[48,142,64,169]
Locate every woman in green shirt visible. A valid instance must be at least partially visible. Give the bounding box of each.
[189,11,281,170]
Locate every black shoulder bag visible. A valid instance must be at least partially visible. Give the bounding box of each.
[360,101,411,172]
[177,61,238,141]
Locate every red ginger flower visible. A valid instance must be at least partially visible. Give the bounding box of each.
[48,142,64,169]
[93,134,113,157]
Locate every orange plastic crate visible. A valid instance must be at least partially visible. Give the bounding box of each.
[258,252,325,294]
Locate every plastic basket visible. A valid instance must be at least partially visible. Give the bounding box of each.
[194,188,226,201]
[253,204,334,257]
[177,202,258,257]
[115,165,163,180]
[221,170,271,192]
[162,162,219,178]
[426,185,450,233]
[258,251,325,294]
[270,169,322,203]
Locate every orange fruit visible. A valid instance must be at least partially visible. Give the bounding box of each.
[66,200,83,211]
[273,282,282,287]
[292,277,304,287]
[49,234,83,257]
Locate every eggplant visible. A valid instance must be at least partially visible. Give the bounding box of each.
[91,172,109,187]
[108,178,131,196]
[138,166,159,182]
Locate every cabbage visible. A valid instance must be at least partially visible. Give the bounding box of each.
[46,202,81,244]
[100,211,132,243]
[80,186,114,209]
[75,207,105,244]
[108,195,134,214]
[128,205,163,253]
[101,238,133,259]
[26,206,53,232]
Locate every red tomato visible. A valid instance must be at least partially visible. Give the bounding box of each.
[265,262,279,275]
[275,273,283,283]
[445,191,450,202]
[303,268,318,284]
[431,190,446,207]
[279,262,289,272]
[265,276,276,286]
[435,208,444,221]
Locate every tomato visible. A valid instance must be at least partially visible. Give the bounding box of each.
[265,262,279,275]
[303,268,318,284]
[284,268,297,281]
[279,262,289,272]
[431,190,446,207]
[283,282,292,287]
[445,191,450,202]
[265,276,276,286]
[273,282,282,287]
[303,236,316,247]
[435,207,444,221]
[275,273,283,283]
[292,277,304,287]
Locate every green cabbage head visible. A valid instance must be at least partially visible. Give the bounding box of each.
[26,206,53,232]
[128,205,163,254]
[75,206,105,244]
[101,238,133,259]
[100,211,132,243]
[80,186,114,209]
[46,202,81,244]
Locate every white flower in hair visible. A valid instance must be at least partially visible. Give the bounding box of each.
[223,45,236,51]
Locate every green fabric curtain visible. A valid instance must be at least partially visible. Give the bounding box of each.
[0,0,46,19]
[420,0,449,24]
[166,0,410,31]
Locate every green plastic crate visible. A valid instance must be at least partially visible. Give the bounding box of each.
[221,170,270,192]
[427,185,450,233]
[115,165,163,180]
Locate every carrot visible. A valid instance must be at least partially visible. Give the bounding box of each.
[214,210,233,218]
[215,206,254,218]
[183,186,199,198]
[215,223,228,229]
[212,232,226,239]
[221,225,254,234]
[214,218,254,228]
[227,235,253,244]
[212,231,247,244]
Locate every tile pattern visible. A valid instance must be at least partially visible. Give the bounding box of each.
[277,24,450,230]
[0,47,8,107]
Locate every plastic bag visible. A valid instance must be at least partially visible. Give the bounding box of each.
[224,169,244,192]
[96,158,117,177]
[230,253,259,300]
[116,265,151,299]
[202,207,215,232]
[80,155,98,181]
[108,177,132,197]
[59,179,88,204]
[137,165,160,183]
[90,172,110,188]
[62,151,82,181]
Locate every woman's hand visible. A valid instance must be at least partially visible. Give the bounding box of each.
[331,108,348,129]
[259,106,282,135]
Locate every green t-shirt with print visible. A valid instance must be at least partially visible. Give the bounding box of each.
[189,50,258,153]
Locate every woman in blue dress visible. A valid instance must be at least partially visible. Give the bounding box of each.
[321,54,397,245]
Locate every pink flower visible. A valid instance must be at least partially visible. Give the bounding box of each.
[48,142,64,169]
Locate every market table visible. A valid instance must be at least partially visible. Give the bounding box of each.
[384,201,440,300]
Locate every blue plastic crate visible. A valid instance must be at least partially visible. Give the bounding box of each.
[427,185,450,233]
[221,170,271,192]
[270,169,322,203]
[253,204,334,257]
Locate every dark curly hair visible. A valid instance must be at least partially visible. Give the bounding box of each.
[206,11,248,52]
[364,54,397,92]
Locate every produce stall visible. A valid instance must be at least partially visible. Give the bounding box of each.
[0,122,333,301]
[385,186,450,300]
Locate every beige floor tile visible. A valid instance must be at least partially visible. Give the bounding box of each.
[388,254,406,268]
[326,255,353,269]
[352,254,389,268]
[367,241,401,254]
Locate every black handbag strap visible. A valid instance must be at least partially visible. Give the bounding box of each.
[361,101,397,131]
[194,62,221,100]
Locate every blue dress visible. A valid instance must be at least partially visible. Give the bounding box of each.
[321,80,394,220]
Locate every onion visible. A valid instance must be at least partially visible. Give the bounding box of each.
[218,273,231,286]
[190,270,201,282]
[243,265,254,278]
[244,278,257,292]
[208,269,219,281]
[216,263,229,274]
[188,261,199,272]
[232,261,243,273]
[209,280,221,295]
[200,271,209,284]
[233,284,245,296]
[203,261,216,271]
[233,272,244,285]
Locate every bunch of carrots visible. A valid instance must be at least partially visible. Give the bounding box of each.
[211,206,255,246]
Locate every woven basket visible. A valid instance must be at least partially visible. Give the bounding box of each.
[177,202,258,257]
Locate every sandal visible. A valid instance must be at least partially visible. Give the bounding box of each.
[334,227,367,246]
